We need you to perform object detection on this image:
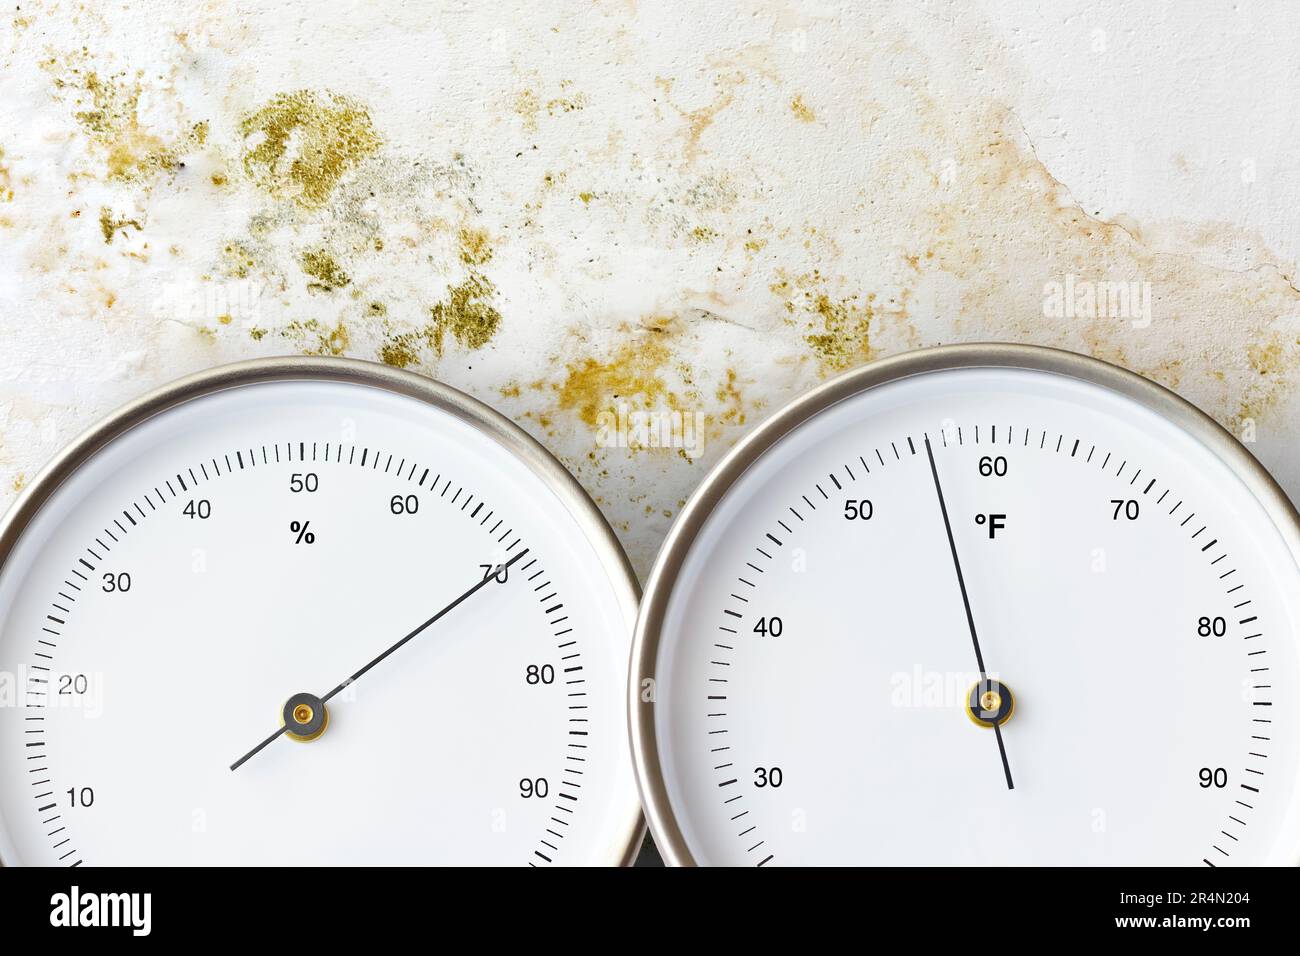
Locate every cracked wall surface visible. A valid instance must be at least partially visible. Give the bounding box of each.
[3,0,1300,577]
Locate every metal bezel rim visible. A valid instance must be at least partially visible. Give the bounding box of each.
[0,355,645,867]
[628,342,1300,867]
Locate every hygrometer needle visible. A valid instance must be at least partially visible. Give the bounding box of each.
[228,548,529,772]
[321,548,530,703]
[228,725,289,772]
[924,436,1014,790]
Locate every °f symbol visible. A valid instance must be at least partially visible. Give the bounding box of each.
[975,513,1006,539]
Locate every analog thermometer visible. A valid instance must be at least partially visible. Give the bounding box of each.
[0,358,642,865]
[631,344,1300,865]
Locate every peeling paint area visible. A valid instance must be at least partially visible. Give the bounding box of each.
[3,3,1300,576]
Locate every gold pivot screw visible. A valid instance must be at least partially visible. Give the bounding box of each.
[966,680,1014,728]
[282,693,329,742]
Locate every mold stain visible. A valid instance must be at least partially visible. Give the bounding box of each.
[271,318,352,356]
[0,148,13,203]
[545,80,589,116]
[512,80,588,132]
[909,104,1300,435]
[428,274,502,353]
[299,249,351,292]
[770,269,917,373]
[46,54,207,184]
[655,73,746,164]
[377,227,502,368]
[98,207,143,244]
[220,241,258,278]
[789,94,815,123]
[553,323,681,432]
[240,90,381,209]
[457,226,493,266]
[539,314,758,462]
[513,89,542,132]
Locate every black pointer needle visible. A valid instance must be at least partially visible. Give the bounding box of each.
[229,548,529,771]
[923,437,1014,790]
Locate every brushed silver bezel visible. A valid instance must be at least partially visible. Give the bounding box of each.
[629,342,1300,866]
[0,355,645,867]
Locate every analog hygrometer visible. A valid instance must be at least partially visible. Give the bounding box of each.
[0,358,642,865]
[631,344,1300,866]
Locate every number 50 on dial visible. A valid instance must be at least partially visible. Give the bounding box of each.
[631,344,1300,866]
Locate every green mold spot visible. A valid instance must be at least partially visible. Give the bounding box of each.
[430,274,501,354]
[221,241,257,278]
[47,56,207,183]
[377,274,501,369]
[300,249,351,292]
[278,318,351,356]
[99,207,143,244]
[240,90,381,208]
[458,227,494,266]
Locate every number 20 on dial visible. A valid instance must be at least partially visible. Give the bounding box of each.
[0,359,643,865]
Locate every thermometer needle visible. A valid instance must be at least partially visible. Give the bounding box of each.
[923,437,1014,790]
[229,548,529,772]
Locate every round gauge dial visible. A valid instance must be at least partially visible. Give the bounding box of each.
[0,358,642,866]
[631,345,1300,866]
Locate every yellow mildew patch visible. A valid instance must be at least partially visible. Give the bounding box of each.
[545,81,589,116]
[45,54,206,183]
[300,249,351,291]
[512,79,588,132]
[714,368,751,430]
[378,224,502,367]
[0,148,13,202]
[269,318,351,356]
[555,325,681,431]
[11,474,25,493]
[457,226,494,265]
[542,316,758,460]
[220,241,257,278]
[429,274,501,353]
[98,207,143,244]
[513,89,542,131]
[240,90,381,208]
[770,269,917,372]
[1234,339,1300,433]
[789,94,815,122]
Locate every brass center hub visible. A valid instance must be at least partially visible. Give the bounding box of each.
[966,679,1014,728]
[282,692,329,742]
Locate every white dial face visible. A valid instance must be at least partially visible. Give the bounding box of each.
[0,371,641,866]
[642,363,1300,866]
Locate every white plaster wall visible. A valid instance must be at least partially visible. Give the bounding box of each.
[3,0,1299,577]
